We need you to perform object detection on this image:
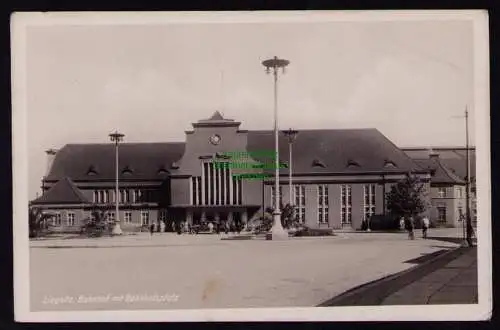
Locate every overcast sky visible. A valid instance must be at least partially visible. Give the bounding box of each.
[23,14,476,199]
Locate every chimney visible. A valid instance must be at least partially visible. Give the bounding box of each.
[45,148,57,177]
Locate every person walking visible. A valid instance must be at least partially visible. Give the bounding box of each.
[149,222,155,237]
[399,217,405,231]
[422,216,430,239]
[408,216,415,240]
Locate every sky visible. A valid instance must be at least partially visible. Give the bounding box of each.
[23,14,476,199]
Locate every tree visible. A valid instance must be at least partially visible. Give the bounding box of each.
[80,207,112,237]
[386,174,429,221]
[29,206,53,238]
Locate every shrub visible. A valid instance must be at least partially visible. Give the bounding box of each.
[293,226,334,237]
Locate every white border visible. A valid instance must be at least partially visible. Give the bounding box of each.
[11,10,491,322]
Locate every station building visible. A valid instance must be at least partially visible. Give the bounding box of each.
[31,112,474,232]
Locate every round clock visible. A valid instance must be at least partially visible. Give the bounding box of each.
[209,134,221,145]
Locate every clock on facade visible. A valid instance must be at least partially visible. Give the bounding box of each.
[209,134,221,145]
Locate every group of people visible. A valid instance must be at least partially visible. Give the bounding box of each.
[400,216,430,240]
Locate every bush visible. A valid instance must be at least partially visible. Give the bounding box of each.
[293,226,334,237]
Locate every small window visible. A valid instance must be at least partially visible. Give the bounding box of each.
[312,159,326,168]
[438,187,447,198]
[124,211,132,224]
[87,165,98,176]
[122,165,133,175]
[170,162,180,169]
[384,160,397,168]
[141,211,150,226]
[346,159,360,168]
[158,167,168,175]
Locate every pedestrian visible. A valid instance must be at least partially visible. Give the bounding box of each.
[407,216,415,240]
[225,221,230,234]
[160,220,166,233]
[399,217,405,231]
[149,222,155,237]
[208,222,214,233]
[422,216,430,239]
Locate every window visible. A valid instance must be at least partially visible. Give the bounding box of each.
[271,186,283,209]
[458,206,464,221]
[341,184,353,226]
[294,185,306,223]
[438,187,446,198]
[159,210,167,223]
[134,190,142,203]
[141,211,149,226]
[318,185,329,224]
[363,184,376,221]
[93,191,98,203]
[124,211,132,224]
[108,212,115,223]
[54,213,62,226]
[93,190,110,203]
[456,187,464,198]
[437,207,447,223]
[66,212,75,226]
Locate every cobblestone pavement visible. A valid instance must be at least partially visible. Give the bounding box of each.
[29,231,458,311]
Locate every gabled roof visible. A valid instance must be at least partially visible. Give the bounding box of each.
[45,142,185,182]
[192,111,241,128]
[403,147,476,181]
[414,157,465,185]
[32,177,90,205]
[246,129,423,174]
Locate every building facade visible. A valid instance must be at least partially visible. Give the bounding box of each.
[31,112,474,233]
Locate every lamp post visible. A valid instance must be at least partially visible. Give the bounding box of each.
[109,130,124,235]
[283,128,298,210]
[464,107,473,247]
[452,106,473,247]
[262,56,290,240]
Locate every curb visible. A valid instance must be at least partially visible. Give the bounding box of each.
[318,245,470,306]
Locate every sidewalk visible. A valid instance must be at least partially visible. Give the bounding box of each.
[320,246,477,306]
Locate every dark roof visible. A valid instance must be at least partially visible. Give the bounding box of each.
[45,128,424,183]
[246,129,423,174]
[46,142,185,182]
[32,177,90,205]
[414,157,465,185]
[403,147,476,180]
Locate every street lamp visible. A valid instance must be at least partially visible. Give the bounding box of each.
[262,56,290,240]
[109,130,125,235]
[452,106,474,247]
[283,128,299,211]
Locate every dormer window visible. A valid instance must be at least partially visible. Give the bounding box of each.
[170,162,180,170]
[384,160,397,168]
[86,165,98,176]
[121,165,133,175]
[157,167,168,175]
[346,159,360,168]
[312,159,326,168]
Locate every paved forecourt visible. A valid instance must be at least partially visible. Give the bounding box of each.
[30,232,459,311]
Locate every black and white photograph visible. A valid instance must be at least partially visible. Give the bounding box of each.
[11,10,491,322]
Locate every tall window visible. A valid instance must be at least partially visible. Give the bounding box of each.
[199,162,239,206]
[107,212,115,223]
[124,211,132,224]
[271,186,283,209]
[438,187,447,198]
[54,213,62,226]
[141,211,149,226]
[93,190,110,203]
[437,206,447,223]
[159,210,167,223]
[341,184,352,226]
[294,185,306,223]
[456,186,464,198]
[318,185,329,224]
[134,189,142,203]
[66,212,75,226]
[363,184,376,221]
